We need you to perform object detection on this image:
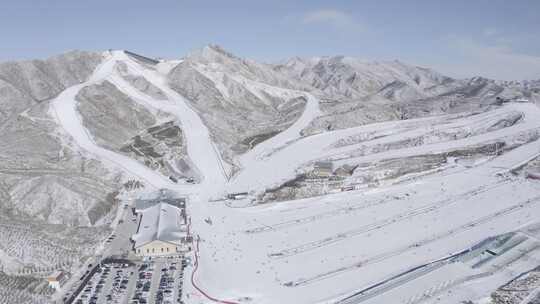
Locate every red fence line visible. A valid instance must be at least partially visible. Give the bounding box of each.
[190,235,240,304]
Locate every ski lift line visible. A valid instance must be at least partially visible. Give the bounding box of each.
[289,195,540,288]
[403,243,540,304]
[210,139,230,181]
[495,149,540,176]
[269,179,512,258]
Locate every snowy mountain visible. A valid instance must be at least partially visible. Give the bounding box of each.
[1,46,540,304]
[167,45,311,172]
[275,56,456,100]
[273,56,540,135]
[0,51,120,226]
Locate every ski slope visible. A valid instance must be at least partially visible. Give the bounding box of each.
[108,51,229,188]
[229,102,540,192]
[188,142,540,304]
[48,50,540,304]
[50,52,178,190]
[239,92,320,162]
[50,50,227,194]
[187,100,540,303]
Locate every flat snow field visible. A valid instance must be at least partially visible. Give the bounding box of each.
[188,158,540,304]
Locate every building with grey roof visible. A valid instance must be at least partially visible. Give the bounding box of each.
[131,202,189,256]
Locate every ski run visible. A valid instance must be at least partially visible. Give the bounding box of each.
[50,50,540,304]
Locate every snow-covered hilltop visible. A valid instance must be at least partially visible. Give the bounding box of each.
[276,55,455,100]
[1,46,540,304]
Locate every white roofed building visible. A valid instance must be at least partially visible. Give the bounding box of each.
[131,202,189,256]
[134,192,185,213]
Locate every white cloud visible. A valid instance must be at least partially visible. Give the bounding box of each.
[482,27,498,37]
[302,9,364,32]
[432,36,540,80]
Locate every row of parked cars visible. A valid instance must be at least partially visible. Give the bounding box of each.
[160,258,188,304]
[72,257,188,304]
[130,262,154,303]
[177,259,187,304]
[106,263,133,303]
[155,262,176,304]
[73,265,108,304]
[74,262,134,304]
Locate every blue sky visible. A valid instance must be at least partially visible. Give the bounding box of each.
[1,0,539,80]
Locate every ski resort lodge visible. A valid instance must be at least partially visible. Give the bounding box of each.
[131,200,190,257]
[134,194,185,213]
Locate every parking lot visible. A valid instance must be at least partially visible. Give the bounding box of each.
[70,257,187,304]
[103,204,140,258]
[146,258,186,304]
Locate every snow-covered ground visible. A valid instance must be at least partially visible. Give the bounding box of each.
[188,157,540,303]
[49,50,540,304]
[229,102,540,192]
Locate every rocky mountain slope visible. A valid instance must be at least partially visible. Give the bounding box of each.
[0,51,125,297]
[167,45,311,172]
[0,51,122,227]
[275,56,456,100]
[274,56,540,135]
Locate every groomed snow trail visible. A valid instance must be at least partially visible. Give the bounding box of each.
[239,93,321,163]
[50,52,179,190]
[50,50,230,194]
[109,51,229,191]
[229,102,540,192]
